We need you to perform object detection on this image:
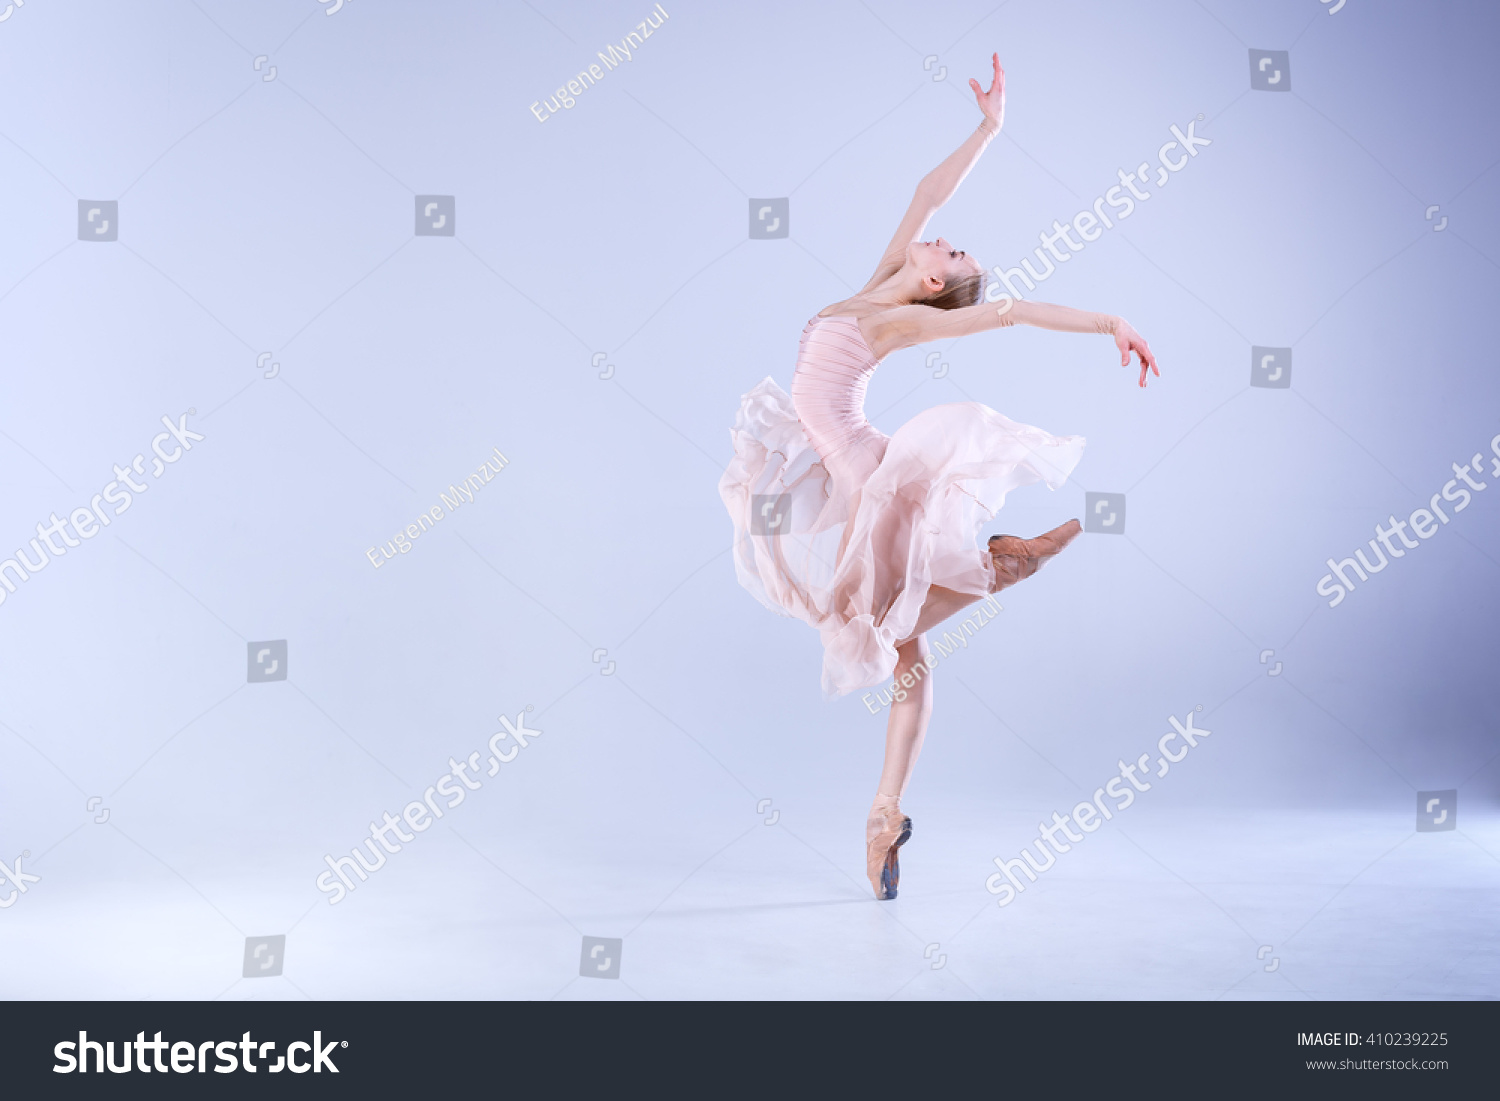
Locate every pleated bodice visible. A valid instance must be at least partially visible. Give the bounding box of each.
[790,315,888,483]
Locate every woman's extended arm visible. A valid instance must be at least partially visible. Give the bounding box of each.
[868,298,1162,387]
[859,55,1006,292]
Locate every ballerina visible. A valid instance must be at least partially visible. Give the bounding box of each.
[718,53,1158,900]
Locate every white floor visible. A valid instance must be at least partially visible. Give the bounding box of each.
[6,803,1496,1001]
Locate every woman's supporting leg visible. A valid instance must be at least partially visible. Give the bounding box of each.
[870,634,933,816]
[866,635,932,899]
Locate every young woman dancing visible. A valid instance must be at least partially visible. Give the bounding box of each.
[718,54,1158,901]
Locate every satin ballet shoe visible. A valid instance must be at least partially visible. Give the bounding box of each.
[987,518,1082,593]
[865,809,913,901]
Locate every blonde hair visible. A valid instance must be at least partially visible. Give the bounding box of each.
[925,269,985,311]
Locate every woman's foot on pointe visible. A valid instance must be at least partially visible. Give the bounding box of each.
[987,518,1082,593]
[866,804,913,901]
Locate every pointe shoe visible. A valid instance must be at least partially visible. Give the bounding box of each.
[987,518,1082,593]
[866,809,913,901]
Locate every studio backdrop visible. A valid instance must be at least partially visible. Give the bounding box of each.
[0,0,1496,1000]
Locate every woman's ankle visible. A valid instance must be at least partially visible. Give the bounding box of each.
[868,791,903,820]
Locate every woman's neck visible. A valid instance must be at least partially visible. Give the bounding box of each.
[827,270,923,316]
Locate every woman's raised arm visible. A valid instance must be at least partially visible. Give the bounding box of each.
[859,54,1007,293]
[868,298,1162,387]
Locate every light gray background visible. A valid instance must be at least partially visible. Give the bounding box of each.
[1,0,1496,1000]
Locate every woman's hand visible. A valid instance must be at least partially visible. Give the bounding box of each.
[1113,318,1159,388]
[969,53,1005,127]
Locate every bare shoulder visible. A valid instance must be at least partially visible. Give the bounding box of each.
[815,295,871,319]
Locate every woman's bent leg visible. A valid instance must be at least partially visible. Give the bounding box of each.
[900,585,985,643]
[898,517,1084,644]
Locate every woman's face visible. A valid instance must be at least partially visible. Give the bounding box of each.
[907,237,983,294]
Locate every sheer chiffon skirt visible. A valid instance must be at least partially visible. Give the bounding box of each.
[719,376,1085,698]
